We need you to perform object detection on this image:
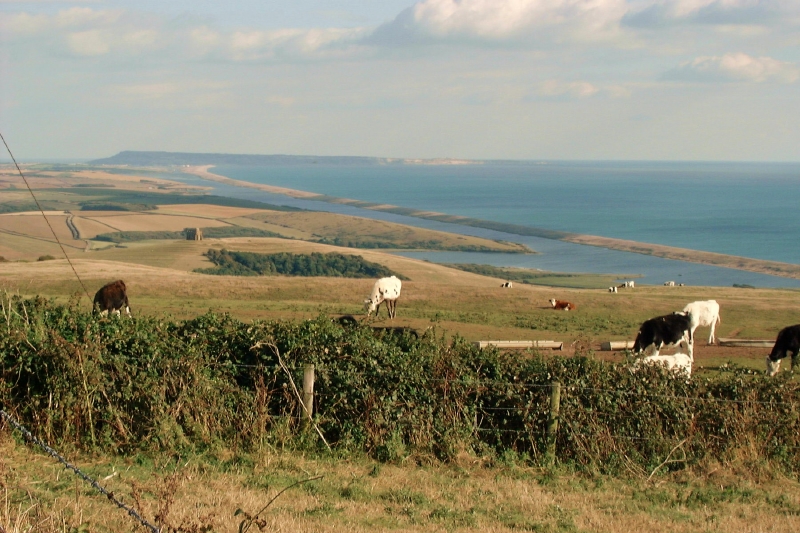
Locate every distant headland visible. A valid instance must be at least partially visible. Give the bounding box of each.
[89,151,481,167]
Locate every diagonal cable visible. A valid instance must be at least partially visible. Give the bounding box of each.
[0,131,92,301]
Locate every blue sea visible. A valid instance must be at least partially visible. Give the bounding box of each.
[177,160,800,288]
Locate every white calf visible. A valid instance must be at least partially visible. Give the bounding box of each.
[681,300,721,345]
[634,352,693,377]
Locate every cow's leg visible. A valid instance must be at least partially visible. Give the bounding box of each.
[708,321,717,345]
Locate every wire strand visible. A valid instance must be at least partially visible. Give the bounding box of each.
[0,132,92,301]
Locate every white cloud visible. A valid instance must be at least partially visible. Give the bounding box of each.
[371,0,631,45]
[667,53,800,83]
[624,0,799,27]
[539,79,600,98]
[525,79,638,100]
[223,27,370,61]
[66,29,110,56]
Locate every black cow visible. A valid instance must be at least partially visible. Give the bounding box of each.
[632,312,693,359]
[93,280,131,317]
[765,324,800,376]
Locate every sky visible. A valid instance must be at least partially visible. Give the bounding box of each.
[0,0,798,161]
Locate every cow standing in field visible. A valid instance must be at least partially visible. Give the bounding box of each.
[93,280,131,317]
[549,299,576,311]
[765,324,800,376]
[682,300,721,345]
[364,276,402,319]
[632,312,693,360]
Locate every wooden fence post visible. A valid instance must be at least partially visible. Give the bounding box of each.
[302,364,315,427]
[546,380,561,464]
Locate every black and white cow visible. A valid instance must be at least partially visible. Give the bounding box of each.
[93,280,131,317]
[632,312,693,359]
[765,324,800,376]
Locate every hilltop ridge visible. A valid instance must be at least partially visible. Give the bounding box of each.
[89,151,480,167]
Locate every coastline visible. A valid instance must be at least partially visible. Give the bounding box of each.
[184,165,800,281]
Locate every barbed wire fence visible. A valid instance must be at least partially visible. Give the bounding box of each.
[0,408,160,533]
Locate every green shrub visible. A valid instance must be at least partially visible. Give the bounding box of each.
[1,295,799,475]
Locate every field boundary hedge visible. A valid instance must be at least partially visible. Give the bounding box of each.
[1,294,798,476]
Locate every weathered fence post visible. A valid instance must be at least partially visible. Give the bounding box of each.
[546,380,561,464]
[302,364,315,428]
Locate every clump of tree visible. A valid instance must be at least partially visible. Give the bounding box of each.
[80,202,157,212]
[196,249,404,279]
[94,226,285,243]
[37,255,56,261]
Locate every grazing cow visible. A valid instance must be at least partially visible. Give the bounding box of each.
[634,352,693,377]
[625,281,635,288]
[93,280,130,317]
[549,299,576,311]
[682,300,721,345]
[364,276,402,319]
[632,313,693,359]
[337,314,360,327]
[765,324,800,376]
[609,286,617,293]
[501,281,513,288]
[664,281,676,287]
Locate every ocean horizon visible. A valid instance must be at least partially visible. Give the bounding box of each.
[171,160,800,289]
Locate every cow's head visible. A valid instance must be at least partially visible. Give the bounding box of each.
[548,299,556,307]
[364,298,377,315]
[766,356,782,377]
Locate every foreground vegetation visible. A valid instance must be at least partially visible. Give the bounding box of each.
[2,294,800,532]
[2,295,798,471]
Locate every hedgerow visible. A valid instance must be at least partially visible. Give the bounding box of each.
[1,295,799,476]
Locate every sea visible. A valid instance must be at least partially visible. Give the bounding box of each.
[172,160,800,289]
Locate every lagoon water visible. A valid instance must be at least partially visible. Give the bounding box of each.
[179,161,800,288]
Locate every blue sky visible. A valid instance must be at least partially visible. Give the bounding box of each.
[1,1,798,161]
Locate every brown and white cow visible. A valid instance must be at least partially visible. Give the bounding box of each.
[93,280,131,317]
[549,299,576,311]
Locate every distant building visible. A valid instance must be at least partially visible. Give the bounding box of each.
[186,228,203,241]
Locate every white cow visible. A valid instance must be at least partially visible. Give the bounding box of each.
[664,281,676,287]
[501,281,513,288]
[364,276,402,319]
[682,300,721,345]
[608,286,617,293]
[634,352,693,377]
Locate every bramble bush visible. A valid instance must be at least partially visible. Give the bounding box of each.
[1,294,799,475]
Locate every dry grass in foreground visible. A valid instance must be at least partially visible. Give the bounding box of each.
[3,436,800,533]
